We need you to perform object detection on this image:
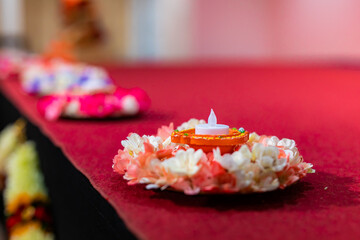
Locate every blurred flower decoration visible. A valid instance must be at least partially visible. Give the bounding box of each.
[37,86,151,120]
[0,120,25,190]
[0,121,54,240]
[21,59,113,96]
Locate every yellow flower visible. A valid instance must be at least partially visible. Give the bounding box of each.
[0,119,25,175]
[10,222,54,240]
[4,142,48,214]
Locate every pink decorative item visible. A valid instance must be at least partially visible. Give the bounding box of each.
[38,87,151,120]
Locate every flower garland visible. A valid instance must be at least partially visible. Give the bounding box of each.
[4,142,54,240]
[21,59,113,96]
[113,119,315,195]
[0,120,26,190]
[0,122,54,240]
[37,86,151,120]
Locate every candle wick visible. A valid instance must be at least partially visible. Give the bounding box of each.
[208,109,217,126]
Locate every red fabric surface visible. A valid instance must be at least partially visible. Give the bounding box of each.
[1,65,360,240]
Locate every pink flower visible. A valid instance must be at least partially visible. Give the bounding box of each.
[156,149,174,160]
[37,96,67,121]
[114,87,151,112]
[112,149,132,174]
[172,178,200,195]
[78,93,117,117]
[157,123,174,140]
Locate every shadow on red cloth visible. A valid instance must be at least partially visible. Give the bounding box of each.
[59,110,174,123]
[132,171,359,212]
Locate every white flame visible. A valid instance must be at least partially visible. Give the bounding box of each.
[208,109,217,126]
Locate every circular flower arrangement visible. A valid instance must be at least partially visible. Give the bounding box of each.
[37,87,151,120]
[113,119,315,195]
[21,58,113,96]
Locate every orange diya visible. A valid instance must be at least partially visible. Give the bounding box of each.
[171,109,249,153]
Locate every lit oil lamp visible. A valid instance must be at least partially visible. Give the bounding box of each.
[171,109,249,153]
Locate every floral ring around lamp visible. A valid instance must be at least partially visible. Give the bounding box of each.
[112,110,315,195]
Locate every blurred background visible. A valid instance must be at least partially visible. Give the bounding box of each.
[1,0,360,63]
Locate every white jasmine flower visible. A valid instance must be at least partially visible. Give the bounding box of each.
[259,156,275,169]
[121,133,144,157]
[248,132,260,143]
[233,170,254,190]
[273,158,287,172]
[139,178,150,183]
[232,145,252,167]
[307,164,316,173]
[146,184,160,190]
[255,173,280,192]
[278,138,296,150]
[177,119,206,131]
[252,143,278,160]
[263,145,279,160]
[252,143,286,172]
[121,134,163,157]
[213,148,235,171]
[213,146,251,172]
[162,149,203,177]
[264,136,280,146]
[162,136,172,148]
[278,138,301,165]
[142,135,162,150]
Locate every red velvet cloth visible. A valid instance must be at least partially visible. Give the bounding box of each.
[1,65,360,240]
